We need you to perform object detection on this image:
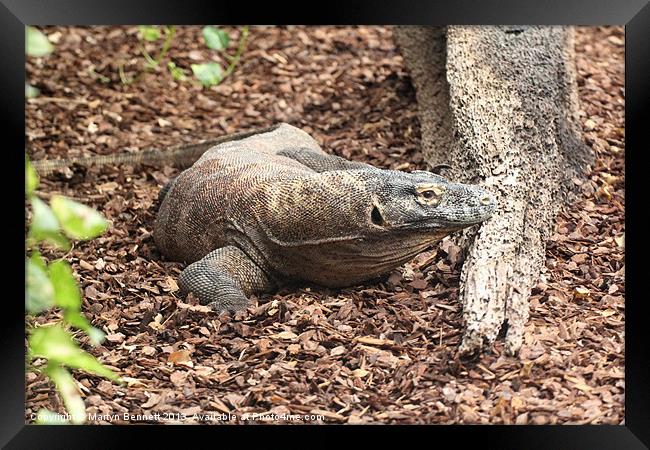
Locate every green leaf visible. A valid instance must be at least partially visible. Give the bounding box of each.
[167,61,186,82]
[26,26,54,57]
[26,256,55,314]
[30,250,47,271]
[25,154,39,196]
[29,325,118,380]
[49,260,81,310]
[30,197,59,234]
[50,195,109,241]
[35,408,69,425]
[28,197,70,250]
[86,326,106,346]
[63,310,105,346]
[138,26,161,41]
[26,83,40,98]
[44,364,86,424]
[202,26,230,50]
[191,62,223,87]
[62,308,90,328]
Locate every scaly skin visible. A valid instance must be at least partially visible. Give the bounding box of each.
[30,124,282,176]
[154,123,495,312]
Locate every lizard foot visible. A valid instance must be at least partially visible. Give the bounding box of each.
[177,246,272,315]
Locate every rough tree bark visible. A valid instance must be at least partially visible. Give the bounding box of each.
[394,26,592,355]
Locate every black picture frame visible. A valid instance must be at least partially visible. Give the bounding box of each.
[4,0,647,447]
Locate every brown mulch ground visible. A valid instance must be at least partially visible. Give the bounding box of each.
[25,25,624,424]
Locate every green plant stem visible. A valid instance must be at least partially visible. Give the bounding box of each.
[140,25,176,70]
[222,26,249,79]
[88,67,110,84]
[121,25,177,85]
[118,62,134,85]
[158,26,176,62]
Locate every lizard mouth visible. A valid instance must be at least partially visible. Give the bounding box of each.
[396,205,495,231]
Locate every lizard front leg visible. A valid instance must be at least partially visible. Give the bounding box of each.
[178,246,274,313]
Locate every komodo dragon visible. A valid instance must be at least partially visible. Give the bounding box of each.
[33,123,496,312]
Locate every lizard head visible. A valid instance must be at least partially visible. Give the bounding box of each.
[248,169,495,286]
[367,170,495,234]
[249,169,494,254]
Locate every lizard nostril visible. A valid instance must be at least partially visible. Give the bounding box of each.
[480,194,493,206]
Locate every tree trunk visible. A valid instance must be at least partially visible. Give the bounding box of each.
[394,26,592,355]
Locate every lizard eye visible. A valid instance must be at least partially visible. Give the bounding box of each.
[416,184,445,205]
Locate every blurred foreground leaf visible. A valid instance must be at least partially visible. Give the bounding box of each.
[26,256,54,314]
[26,26,54,57]
[26,83,40,98]
[29,325,118,380]
[50,195,109,240]
[25,155,39,196]
[49,260,81,310]
[44,364,86,424]
[29,197,70,250]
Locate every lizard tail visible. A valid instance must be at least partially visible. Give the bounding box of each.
[30,124,283,176]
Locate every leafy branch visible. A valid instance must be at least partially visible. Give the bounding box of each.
[119,25,179,84]
[191,25,249,87]
[26,155,119,424]
[118,25,249,87]
[25,26,54,98]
